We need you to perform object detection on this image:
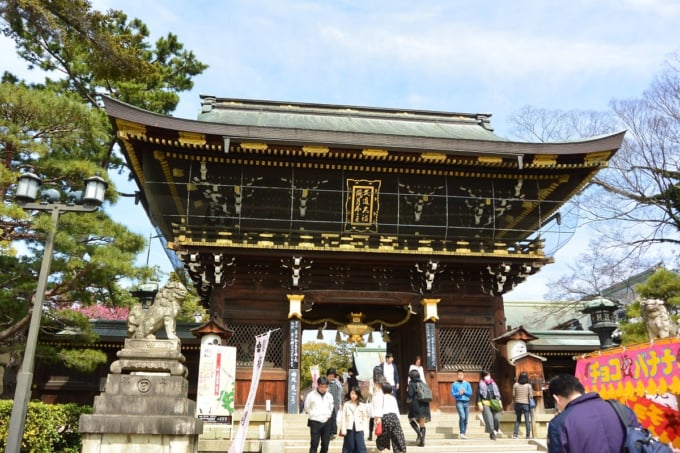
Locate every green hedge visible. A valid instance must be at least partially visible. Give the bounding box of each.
[0,400,91,453]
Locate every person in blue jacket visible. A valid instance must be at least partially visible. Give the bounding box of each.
[451,369,473,439]
[547,374,640,453]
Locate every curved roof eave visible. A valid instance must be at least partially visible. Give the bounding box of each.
[102,96,626,157]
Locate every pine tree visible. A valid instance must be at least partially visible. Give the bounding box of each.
[0,0,207,372]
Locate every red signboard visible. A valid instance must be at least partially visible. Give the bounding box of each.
[575,337,680,447]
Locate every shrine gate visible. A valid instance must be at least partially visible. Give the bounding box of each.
[103,96,624,412]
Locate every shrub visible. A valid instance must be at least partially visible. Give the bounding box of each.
[0,400,91,453]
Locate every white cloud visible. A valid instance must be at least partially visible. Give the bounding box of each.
[5,0,679,296]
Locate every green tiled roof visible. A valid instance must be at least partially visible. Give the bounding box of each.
[90,320,201,343]
[198,96,504,142]
[504,300,589,331]
[528,330,600,351]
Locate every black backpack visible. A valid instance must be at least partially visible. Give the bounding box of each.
[607,400,672,453]
[416,381,433,403]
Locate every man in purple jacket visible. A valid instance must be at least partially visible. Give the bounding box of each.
[547,374,639,453]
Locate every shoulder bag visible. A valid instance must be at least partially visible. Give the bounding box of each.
[489,398,503,412]
[527,384,536,409]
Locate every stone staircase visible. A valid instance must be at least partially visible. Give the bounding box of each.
[259,412,548,453]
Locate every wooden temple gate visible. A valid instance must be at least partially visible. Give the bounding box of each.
[104,96,624,412]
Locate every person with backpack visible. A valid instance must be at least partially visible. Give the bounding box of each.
[547,374,645,453]
[407,368,431,447]
[512,371,533,439]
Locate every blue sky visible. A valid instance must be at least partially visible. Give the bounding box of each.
[3,0,680,300]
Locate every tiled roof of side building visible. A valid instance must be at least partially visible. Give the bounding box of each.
[504,300,590,331]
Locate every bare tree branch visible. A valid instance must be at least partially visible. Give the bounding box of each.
[507,50,680,300]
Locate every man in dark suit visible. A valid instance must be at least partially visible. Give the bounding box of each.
[380,352,399,397]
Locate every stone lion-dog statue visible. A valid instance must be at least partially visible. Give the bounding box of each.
[127,281,187,340]
[640,298,678,340]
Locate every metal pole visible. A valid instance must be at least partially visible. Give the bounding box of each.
[145,231,161,267]
[6,206,60,453]
[146,230,153,267]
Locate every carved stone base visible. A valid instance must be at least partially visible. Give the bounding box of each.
[79,339,202,452]
[80,414,201,435]
[110,338,188,377]
[81,432,199,453]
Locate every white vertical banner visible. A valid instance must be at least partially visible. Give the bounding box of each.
[228,330,271,453]
[196,344,237,422]
[310,365,319,390]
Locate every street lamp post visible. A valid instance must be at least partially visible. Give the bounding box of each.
[6,172,107,453]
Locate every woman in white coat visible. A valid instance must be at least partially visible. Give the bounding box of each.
[339,386,370,453]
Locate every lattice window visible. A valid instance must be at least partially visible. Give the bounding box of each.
[227,321,286,368]
[438,327,495,372]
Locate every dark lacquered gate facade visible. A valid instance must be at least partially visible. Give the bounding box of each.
[103,95,624,411]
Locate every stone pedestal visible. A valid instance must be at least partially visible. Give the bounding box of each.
[80,339,203,453]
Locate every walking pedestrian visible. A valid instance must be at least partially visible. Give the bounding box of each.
[476,370,502,440]
[512,371,532,439]
[407,369,431,447]
[375,382,407,453]
[368,365,385,441]
[339,386,369,453]
[327,367,343,440]
[451,369,472,439]
[408,356,425,383]
[304,376,335,453]
[345,367,359,397]
[380,352,400,397]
